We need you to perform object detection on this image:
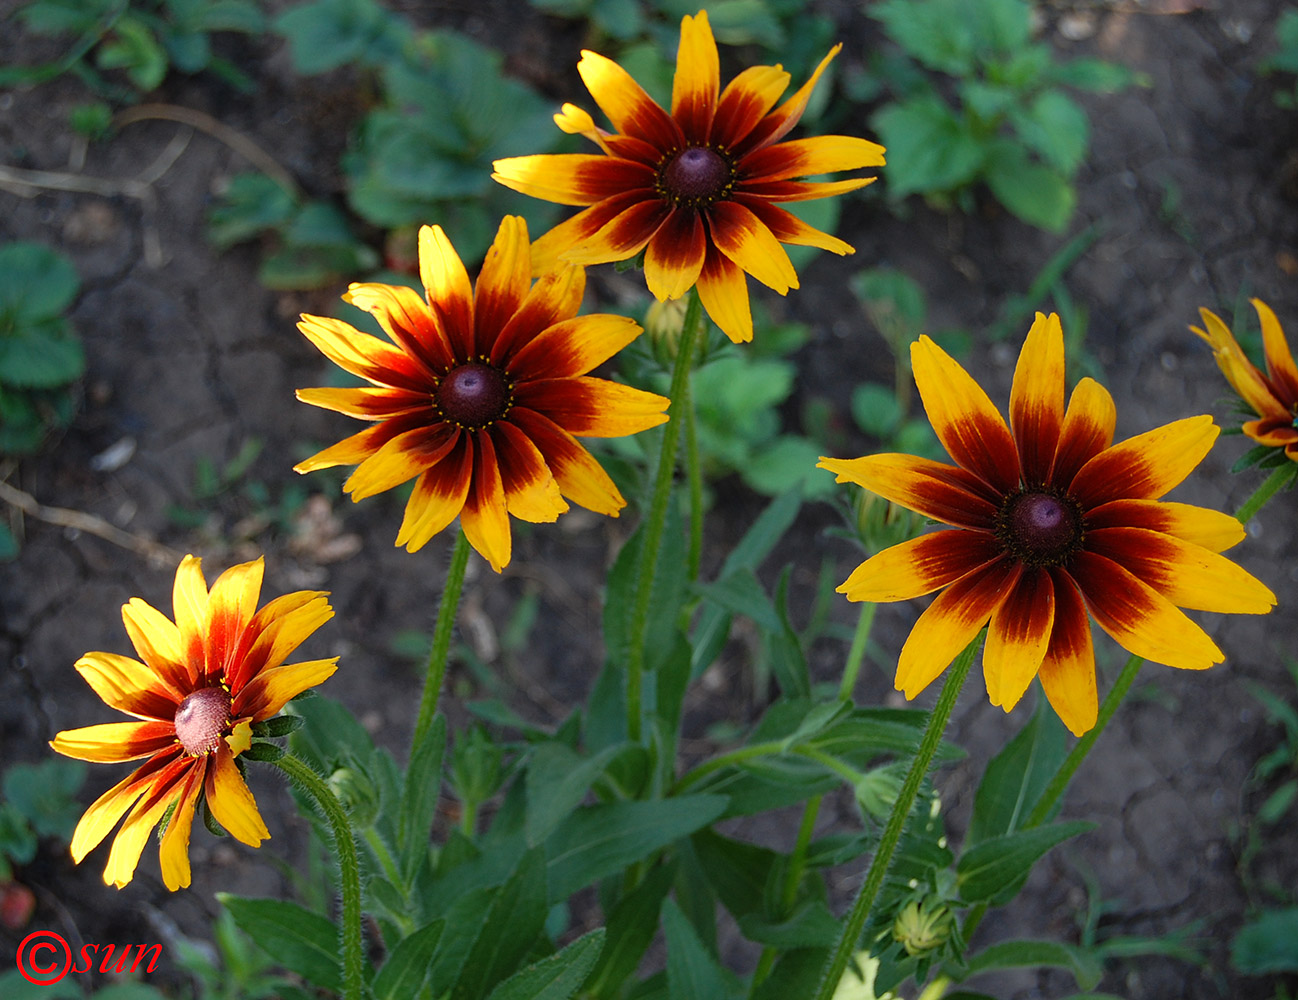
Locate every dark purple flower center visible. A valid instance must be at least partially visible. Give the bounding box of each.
[660,146,733,207]
[174,687,230,757]
[999,490,1083,567]
[435,362,512,429]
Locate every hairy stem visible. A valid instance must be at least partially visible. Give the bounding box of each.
[413,529,470,749]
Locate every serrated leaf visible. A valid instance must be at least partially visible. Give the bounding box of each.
[984,142,1075,232]
[872,0,976,75]
[486,929,605,1000]
[371,919,444,1000]
[873,96,985,200]
[544,795,728,901]
[1010,90,1089,175]
[217,895,343,992]
[956,821,1093,903]
[964,939,1102,990]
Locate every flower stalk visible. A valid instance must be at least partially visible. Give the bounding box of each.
[414,528,470,749]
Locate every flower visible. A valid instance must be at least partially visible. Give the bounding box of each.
[491,10,885,344]
[818,314,1275,736]
[293,216,669,571]
[1192,298,1298,461]
[50,556,336,889]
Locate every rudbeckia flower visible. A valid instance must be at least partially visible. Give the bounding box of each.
[1192,298,1298,462]
[51,556,336,889]
[492,10,885,344]
[819,314,1275,736]
[294,216,669,572]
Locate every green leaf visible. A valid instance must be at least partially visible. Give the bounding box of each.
[371,919,444,1000]
[872,0,976,75]
[428,885,499,996]
[582,860,676,996]
[96,17,169,92]
[739,901,841,950]
[273,0,402,73]
[401,713,446,885]
[956,821,1093,904]
[1046,57,1138,93]
[983,142,1076,232]
[850,383,903,439]
[0,242,80,325]
[742,435,827,497]
[0,522,18,561]
[453,848,549,1000]
[663,899,736,1000]
[766,567,810,698]
[217,895,343,992]
[0,804,37,865]
[873,96,985,200]
[964,939,1102,991]
[544,795,728,901]
[968,700,1067,844]
[1010,90,1089,175]
[1231,907,1298,973]
[697,570,783,634]
[486,929,605,1000]
[0,323,85,389]
[525,742,628,848]
[208,173,297,248]
[690,830,778,921]
[2,759,86,838]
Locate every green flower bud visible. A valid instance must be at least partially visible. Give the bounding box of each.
[892,897,953,957]
[645,297,688,366]
[854,490,926,555]
[327,766,380,829]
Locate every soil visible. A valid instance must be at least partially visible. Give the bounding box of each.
[2,1,1297,998]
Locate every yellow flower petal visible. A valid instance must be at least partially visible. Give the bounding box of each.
[74,651,178,720]
[205,745,270,848]
[1009,313,1065,485]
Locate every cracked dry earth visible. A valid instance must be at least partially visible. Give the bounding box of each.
[3,1,1298,997]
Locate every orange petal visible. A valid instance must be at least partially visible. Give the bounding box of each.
[515,377,670,437]
[103,758,192,888]
[528,192,648,276]
[491,421,569,523]
[1070,550,1222,669]
[738,177,879,202]
[577,49,682,149]
[985,568,1055,711]
[1037,571,1097,737]
[343,281,453,372]
[1243,415,1298,446]
[295,386,430,421]
[707,200,799,294]
[419,225,475,361]
[344,424,458,501]
[1254,298,1298,404]
[236,657,340,721]
[644,207,708,301]
[293,415,423,474]
[474,216,532,352]
[672,10,719,141]
[74,652,178,720]
[68,748,183,863]
[297,314,429,391]
[1070,415,1218,508]
[1191,307,1286,419]
[835,529,1001,603]
[51,721,178,762]
[738,198,854,255]
[738,134,886,182]
[712,65,789,147]
[158,764,203,891]
[203,558,264,683]
[1085,498,1245,553]
[230,591,333,695]
[911,335,1020,494]
[895,558,1020,700]
[493,264,587,364]
[561,198,671,266]
[492,154,654,207]
[817,454,998,530]
[458,431,511,572]
[1087,527,1276,614]
[173,555,209,681]
[511,407,626,516]
[1050,377,1116,489]
[122,597,192,693]
[1009,313,1065,486]
[696,240,753,343]
[396,439,475,552]
[205,744,270,847]
[509,314,645,381]
[736,45,841,155]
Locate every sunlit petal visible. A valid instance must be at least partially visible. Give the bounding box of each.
[707,200,798,294]
[817,454,999,529]
[1009,313,1065,486]
[1191,307,1287,419]
[1084,498,1245,553]
[205,744,270,847]
[458,431,511,572]
[985,568,1054,711]
[121,597,191,693]
[493,264,587,365]
[74,652,178,720]
[515,377,670,437]
[511,407,626,516]
[577,49,682,149]
[1254,298,1298,404]
[696,241,753,343]
[712,65,790,148]
[836,530,1001,603]
[396,439,475,552]
[419,224,475,360]
[343,281,453,372]
[672,10,719,142]
[1037,571,1097,737]
[738,134,886,181]
[1070,415,1218,508]
[51,721,178,762]
[644,207,708,302]
[1049,377,1116,489]
[491,421,569,524]
[509,314,645,381]
[235,658,340,721]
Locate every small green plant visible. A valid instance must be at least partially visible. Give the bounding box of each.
[3,0,266,99]
[0,242,84,459]
[0,759,86,882]
[868,0,1137,231]
[1262,8,1298,108]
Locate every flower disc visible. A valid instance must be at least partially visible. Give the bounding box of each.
[661,147,731,206]
[1003,491,1081,566]
[436,363,511,429]
[174,687,230,756]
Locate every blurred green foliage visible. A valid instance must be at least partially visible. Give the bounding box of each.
[1262,8,1298,108]
[0,759,86,882]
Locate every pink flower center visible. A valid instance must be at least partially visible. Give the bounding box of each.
[174,687,231,757]
[435,362,512,429]
[660,147,733,207]
[1000,490,1083,567]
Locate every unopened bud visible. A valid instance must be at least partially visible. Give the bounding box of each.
[327,766,380,829]
[855,491,926,555]
[645,297,688,366]
[892,897,953,957]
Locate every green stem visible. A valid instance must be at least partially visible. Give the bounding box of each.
[684,350,704,583]
[1234,462,1296,525]
[673,738,788,794]
[810,635,980,1000]
[413,529,470,748]
[1025,652,1143,830]
[839,602,878,702]
[626,288,705,742]
[273,753,364,1000]
[750,794,823,995]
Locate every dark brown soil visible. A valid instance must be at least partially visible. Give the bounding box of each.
[3,2,1297,998]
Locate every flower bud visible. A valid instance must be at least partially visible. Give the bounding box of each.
[327,766,380,829]
[853,765,903,820]
[892,897,953,957]
[854,491,926,555]
[645,298,688,366]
